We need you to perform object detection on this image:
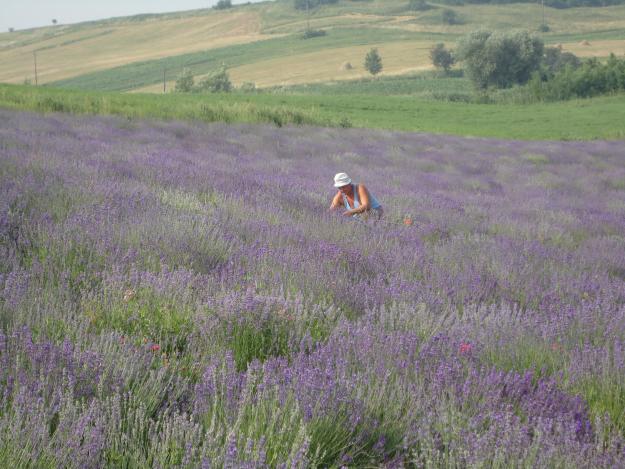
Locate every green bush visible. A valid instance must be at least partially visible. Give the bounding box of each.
[430,43,455,74]
[408,0,433,11]
[458,29,544,89]
[528,53,625,101]
[364,48,383,76]
[239,82,257,92]
[174,68,194,93]
[441,9,461,25]
[301,29,327,39]
[196,67,232,93]
[542,47,581,76]
[214,0,232,9]
[293,0,338,10]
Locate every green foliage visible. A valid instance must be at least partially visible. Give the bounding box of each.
[301,29,327,39]
[214,0,232,9]
[83,288,194,355]
[458,29,544,89]
[174,67,194,93]
[575,378,625,438]
[461,0,625,7]
[239,81,257,92]
[293,0,338,10]
[430,43,455,74]
[542,47,581,76]
[228,318,291,371]
[407,0,433,11]
[196,66,232,93]
[528,53,625,101]
[364,48,383,76]
[441,9,461,25]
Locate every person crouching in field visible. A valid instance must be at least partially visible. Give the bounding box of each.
[329,172,383,221]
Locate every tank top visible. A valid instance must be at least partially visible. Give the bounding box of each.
[341,184,382,211]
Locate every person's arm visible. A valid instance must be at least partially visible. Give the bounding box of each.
[343,184,370,216]
[329,191,343,211]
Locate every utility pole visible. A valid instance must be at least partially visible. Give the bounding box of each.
[542,0,546,29]
[33,50,38,86]
[306,0,310,32]
[163,67,166,93]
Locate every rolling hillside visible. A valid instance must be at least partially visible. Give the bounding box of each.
[1,0,625,91]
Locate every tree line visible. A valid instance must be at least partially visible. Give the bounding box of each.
[295,0,625,10]
[437,0,625,8]
[431,29,625,101]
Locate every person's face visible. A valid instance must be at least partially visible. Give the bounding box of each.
[338,184,352,195]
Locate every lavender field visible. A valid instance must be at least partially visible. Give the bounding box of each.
[1,109,625,468]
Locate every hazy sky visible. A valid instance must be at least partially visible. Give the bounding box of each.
[2,0,267,32]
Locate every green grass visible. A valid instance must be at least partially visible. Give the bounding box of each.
[0,83,336,127]
[270,71,473,97]
[239,91,625,139]
[2,83,625,140]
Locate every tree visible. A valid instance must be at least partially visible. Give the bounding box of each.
[430,43,455,74]
[9,27,14,33]
[543,47,580,76]
[458,29,544,89]
[52,19,58,25]
[364,48,383,76]
[214,0,232,9]
[441,9,460,25]
[293,0,338,10]
[197,66,232,93]
[175,68,194,92]
[408,0,432,11]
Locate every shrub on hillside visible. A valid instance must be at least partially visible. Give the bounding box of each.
[528,53,625,100]
[431,0,625,6]
[441,9,462,25]
[430,43,455,74]
[364,48,383,76]
[301,29,327,39]
[239,82,257,92]
[408,0,433,11]
[175,68,194,93]
[458,29,544,89]
[542,47,581,76]
[293,0,338,10]
[197,66,232,93]
[214,0,232,9]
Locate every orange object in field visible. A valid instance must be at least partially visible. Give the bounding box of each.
[403,217,413,226]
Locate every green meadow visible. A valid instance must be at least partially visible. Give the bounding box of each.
[2,83,624,140]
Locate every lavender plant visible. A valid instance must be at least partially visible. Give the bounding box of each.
[1,109,624,466]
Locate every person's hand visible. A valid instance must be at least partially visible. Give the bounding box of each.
[342,211,352,217]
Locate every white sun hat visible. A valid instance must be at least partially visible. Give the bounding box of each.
[334,172,352,188]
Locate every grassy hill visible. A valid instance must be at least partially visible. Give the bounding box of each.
[1,0,625,91]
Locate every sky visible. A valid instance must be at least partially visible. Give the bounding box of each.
[1,0,267,32]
